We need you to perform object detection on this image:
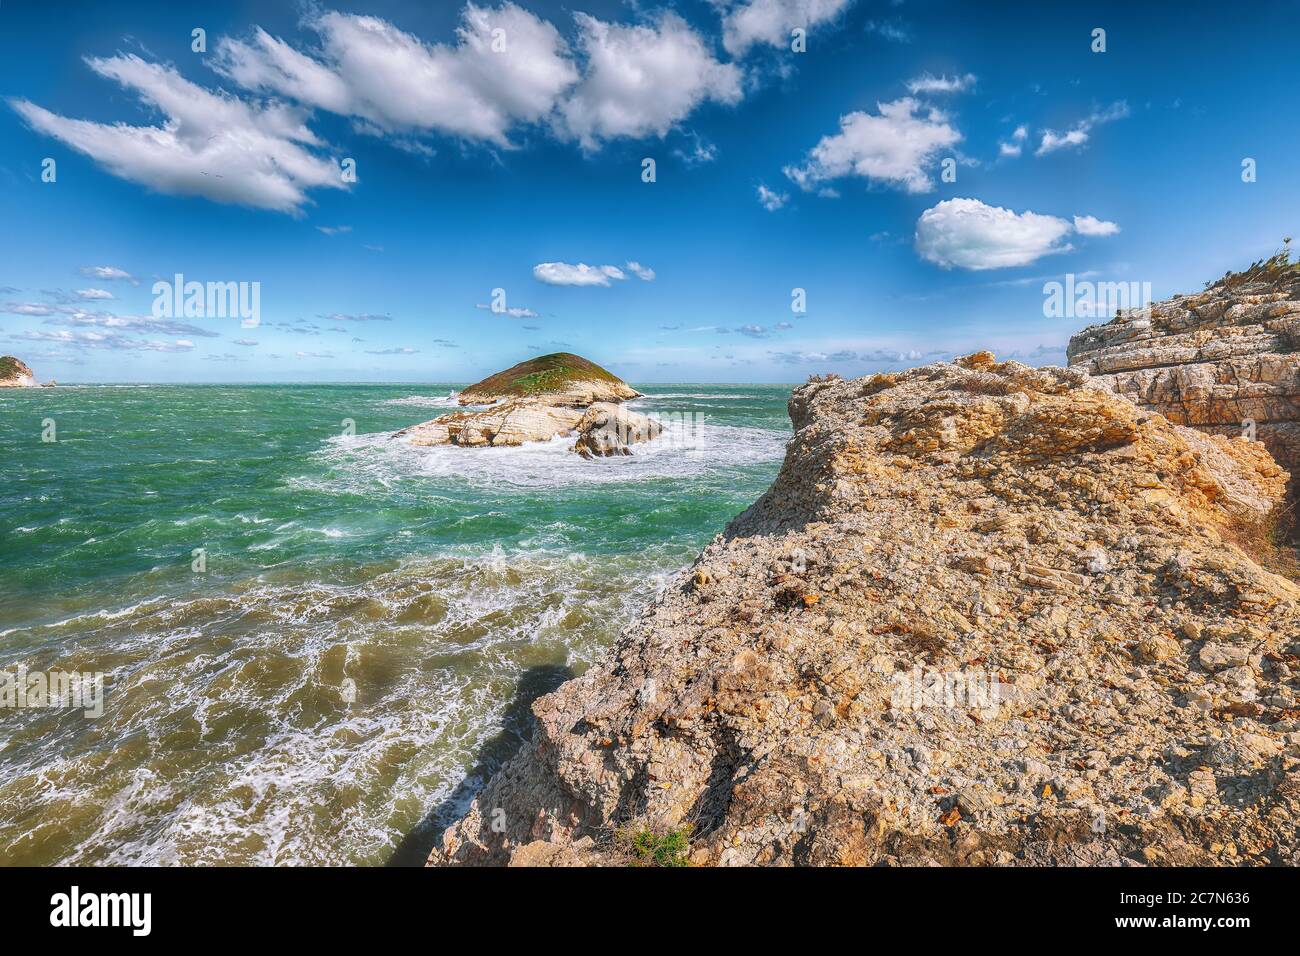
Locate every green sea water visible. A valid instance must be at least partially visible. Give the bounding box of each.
[0,383,790,865]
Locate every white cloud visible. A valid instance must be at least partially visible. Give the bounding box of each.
[998,124,1027,157]
[316,225,351,236]
[915,198,1074,270]
[905,72,976,95]
[365,346,420,355]
[1072,214,1120,236]
[784,98,961,194]
[233,338,258,346]
[475,302,540,318]
[76,288,114,300]
[559,13,742,149]
[80,265,135,283]
[864,19,911,43]
[215,4,579,147]
[10,54,344,213]
[12,328,196,352]
[625,261,656,281]
[1035,100,1129,156]
[757,184,788,211]
[532,262,628,286]
[720,0,855,57]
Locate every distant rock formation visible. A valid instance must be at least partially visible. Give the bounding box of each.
[394,353,661,455]
[1069,265,1300,492]
[0,355,39,388]
[431,353,1300,867]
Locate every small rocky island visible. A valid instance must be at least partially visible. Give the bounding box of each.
[0,355,49,388]
[395,352,662,457]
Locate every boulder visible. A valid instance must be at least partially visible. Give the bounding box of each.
[395,400,584,447]
[571,403,664,458]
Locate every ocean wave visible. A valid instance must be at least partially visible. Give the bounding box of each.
[380,392,461,409]
[0,550,683,865]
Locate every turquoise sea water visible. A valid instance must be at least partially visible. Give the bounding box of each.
[0,383,790,864]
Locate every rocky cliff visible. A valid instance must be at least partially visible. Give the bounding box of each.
[1068,266,1300,497]
[431,353,1300,867]
[0,355,38,388]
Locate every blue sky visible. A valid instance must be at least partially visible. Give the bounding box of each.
[1,0,1297,383]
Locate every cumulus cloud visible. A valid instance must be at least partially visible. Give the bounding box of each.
[10,54,345,213]
[1072,214,1120,236]
[365,346,419,355]
[316,225,351,236]
[915,198,1119,270]
[720,0,855,57]
[75,288,113,300]
[233,338,258,346]
[784,98,961,194]
[625,261,656,281]
[905,72,976,95]
[559,13,742,149]
[1035,100,1129,156]
[757,183,788,211]
[532,262,628,286]
[215,4,578,147]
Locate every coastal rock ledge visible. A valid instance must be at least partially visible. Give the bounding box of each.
[431,352,1300,867]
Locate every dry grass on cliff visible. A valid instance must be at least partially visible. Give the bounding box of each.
[1207,238,1300,293]
[1219,499,1300,581]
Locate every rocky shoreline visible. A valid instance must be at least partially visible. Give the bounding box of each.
[429,281,1300,865]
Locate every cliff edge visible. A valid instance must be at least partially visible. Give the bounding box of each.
[431,353,1300,866]
[0,355,39,388]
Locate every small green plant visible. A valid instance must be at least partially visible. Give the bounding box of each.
[624,824,693,867]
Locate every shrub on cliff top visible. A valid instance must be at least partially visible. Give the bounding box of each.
[1208,237,1300,292]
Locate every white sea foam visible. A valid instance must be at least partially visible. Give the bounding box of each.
[380,392,461,409]
[309,418,787,494]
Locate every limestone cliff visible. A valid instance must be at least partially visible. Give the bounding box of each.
[1068,263,1300,493]
[432,353,1300,867]
[0,355,38,388]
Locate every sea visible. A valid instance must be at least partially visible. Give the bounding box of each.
[0,383,791,864]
